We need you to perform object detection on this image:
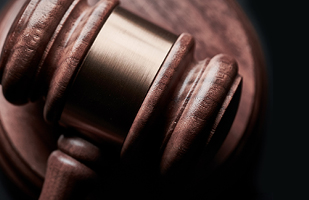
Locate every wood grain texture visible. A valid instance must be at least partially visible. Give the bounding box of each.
[121,0,266,167]
[0,0,267,199]
[39,134,105,200]
[0,0,119,122]
[57,135,102,166]
[39,150,97,200]
[0,0,118,197]
[160,54,239,177]
[120,0,266,198]
[120,33,242,197]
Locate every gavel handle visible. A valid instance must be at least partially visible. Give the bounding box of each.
[39,135,101,200]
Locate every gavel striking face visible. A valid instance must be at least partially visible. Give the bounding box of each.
[0,0,267,199]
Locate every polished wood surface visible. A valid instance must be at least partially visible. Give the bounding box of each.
[39,135,100,200]
[0,0,118,121]
[0,0,267,199]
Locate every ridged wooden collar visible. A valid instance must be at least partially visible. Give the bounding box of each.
[0,0,119,122]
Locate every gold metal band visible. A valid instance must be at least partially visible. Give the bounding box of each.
[60,6,177,144]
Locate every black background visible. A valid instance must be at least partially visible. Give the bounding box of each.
[0,0,307,199]
[236,1,307,200]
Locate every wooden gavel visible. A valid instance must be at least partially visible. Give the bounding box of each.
[0,0,267,199]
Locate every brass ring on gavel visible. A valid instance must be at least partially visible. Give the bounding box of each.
[60,7,177,144]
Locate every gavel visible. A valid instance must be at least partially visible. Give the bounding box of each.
[0,0,267,199]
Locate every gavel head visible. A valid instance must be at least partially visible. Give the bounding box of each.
[0,0,267,199]
[0,0,241,146]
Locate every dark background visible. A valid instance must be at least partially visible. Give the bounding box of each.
[0,0,307,199]
[236,1,307,200]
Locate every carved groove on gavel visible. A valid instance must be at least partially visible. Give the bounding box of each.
[0,0,243,199]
